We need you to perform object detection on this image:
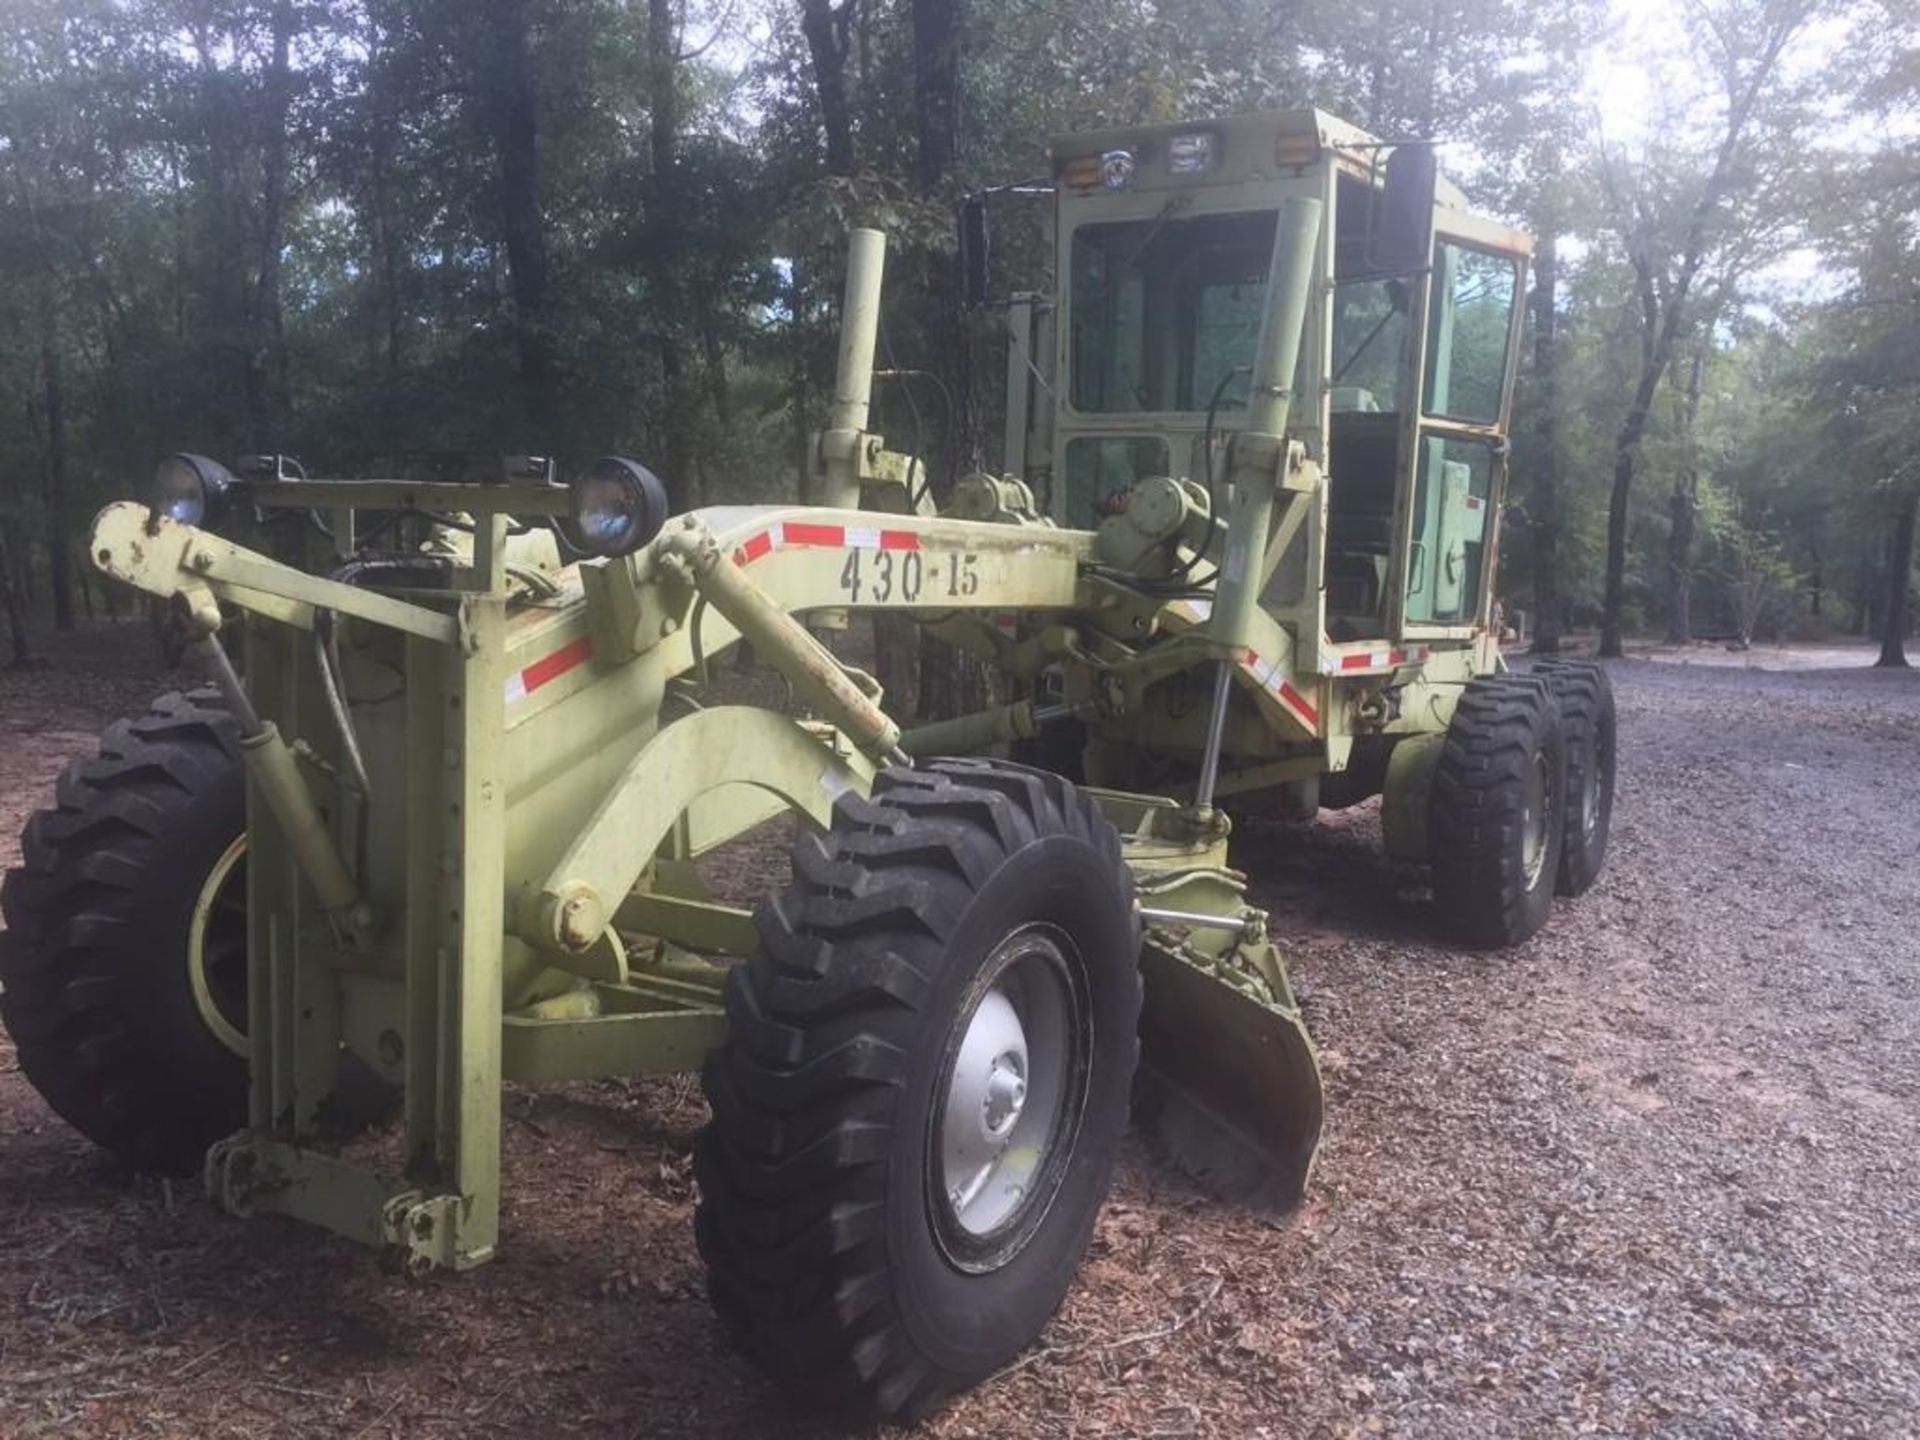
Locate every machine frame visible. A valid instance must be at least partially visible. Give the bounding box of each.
[72,108,1530,1278]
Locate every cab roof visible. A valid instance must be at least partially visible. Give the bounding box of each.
[1048,108,1481,219]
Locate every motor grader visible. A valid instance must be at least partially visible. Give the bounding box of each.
[0,108,1614,1421]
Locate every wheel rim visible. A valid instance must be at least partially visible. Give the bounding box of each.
[1582,740,1606,844]
[928,924,1089,1273]
[188,834,250,1058]
[1521,749,1552,889]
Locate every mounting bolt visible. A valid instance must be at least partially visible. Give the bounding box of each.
[660,616,679,637]
[190,551,215,573]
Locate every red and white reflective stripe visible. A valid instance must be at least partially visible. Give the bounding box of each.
[735,529,775,565]
[1327,643,1429,675]
[1277,681,1320,731]
[504,635,594,704]
[1241,648,1320,733]
[730,520,922,568]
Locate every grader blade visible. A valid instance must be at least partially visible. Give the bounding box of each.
[1136,935,1323,1208]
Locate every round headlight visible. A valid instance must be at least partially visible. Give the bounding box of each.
[148,453,236,528]
[1099,148,1137,190]
[567,456,669,558]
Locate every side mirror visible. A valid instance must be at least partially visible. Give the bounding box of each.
[1367,144,1436,277]
[959,194,990,308]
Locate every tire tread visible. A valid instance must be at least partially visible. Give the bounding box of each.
[0,689,244,1171]
[695,757,1137,1422]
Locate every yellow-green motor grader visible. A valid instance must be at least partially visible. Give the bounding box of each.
[0,109,1614,1421]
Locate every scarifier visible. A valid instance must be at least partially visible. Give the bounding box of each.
[0,108,1614,1421]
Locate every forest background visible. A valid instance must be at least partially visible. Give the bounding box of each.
[0,0,1915,674]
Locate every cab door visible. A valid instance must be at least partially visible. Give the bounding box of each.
[1390,223,1527,640]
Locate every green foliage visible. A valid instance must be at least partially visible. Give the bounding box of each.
[0,0,1909,650]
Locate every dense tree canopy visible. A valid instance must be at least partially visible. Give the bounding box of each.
[0,0,1912,666]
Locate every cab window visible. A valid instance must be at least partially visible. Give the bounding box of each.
[1069,212,1279,413]
[1422,242,1518,424]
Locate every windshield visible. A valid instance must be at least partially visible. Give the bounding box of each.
[1069,210,1278,413]
[1068,201,1416,418]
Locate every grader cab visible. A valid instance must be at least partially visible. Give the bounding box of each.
[0,108,1614,1422]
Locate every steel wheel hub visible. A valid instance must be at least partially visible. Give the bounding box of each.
[930,925,1084,1268]
[942,989,1033,1223]
[1521,749,1551,888]
[1583,748,1604,842]
[983,1053,1027,1134]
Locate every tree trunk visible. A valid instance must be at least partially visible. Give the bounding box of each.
[1527,225,1562,654]
[1877,488,1916,669]
[0,522,32,666]
[1601,275,1699,660]
[1665,348,1706,645]
[367,21,405,378]
[374,132,405,375]
[907,0,994,721]
[911,0,960,192]
[1598,443,1636,658]
[1365,57,1388,130]
[187,21,249,449]
[1854,542,1878,635]
[39,320,75,632]
[800,0,855,176]
[908,0,969,480]
[485,0,556,440]
[248,0,296,448]
[171,157,191,342]
[790,258,812,487]
[1412,0,1446,137]
[700,299,734,430]
[647,0,699,508]
[1666,480,1695,644]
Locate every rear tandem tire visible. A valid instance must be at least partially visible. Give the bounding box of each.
[694,758,1141,1423]
[0,690,250,1171]
[1532,660,1616,896]
[1429,675,1567,949]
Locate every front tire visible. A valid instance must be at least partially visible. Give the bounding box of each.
[1430,675,1567,948]
[695,758,1141,1422]
[0,690,249,1171]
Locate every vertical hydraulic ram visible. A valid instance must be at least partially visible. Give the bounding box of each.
[1193,195,1323,813]
[812,226,887,629]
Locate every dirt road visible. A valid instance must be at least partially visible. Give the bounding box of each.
[2,631,1917,1437]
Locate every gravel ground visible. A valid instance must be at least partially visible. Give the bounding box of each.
[2,626,1918,1438]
